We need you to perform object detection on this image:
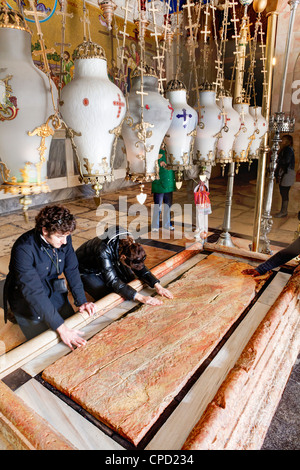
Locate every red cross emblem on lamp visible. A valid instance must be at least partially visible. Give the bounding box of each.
[168,104,174,120]
[113,93,125,118]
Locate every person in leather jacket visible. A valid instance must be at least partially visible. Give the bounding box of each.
[76,226,173,305]
[3,205,96,349]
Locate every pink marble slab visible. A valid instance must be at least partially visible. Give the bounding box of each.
[43,255,268,445]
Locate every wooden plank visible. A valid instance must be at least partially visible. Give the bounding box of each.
[203,242,298,268]
[203,242,271,262]
[43,255,270,446]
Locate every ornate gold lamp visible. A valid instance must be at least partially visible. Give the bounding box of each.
[0,0,59,220]
[216,0,255,247]
[121,1,172,204]
[164,78,197,186]
[59,38,126,199]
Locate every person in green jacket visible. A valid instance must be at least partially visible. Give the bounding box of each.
[151,150,176,232]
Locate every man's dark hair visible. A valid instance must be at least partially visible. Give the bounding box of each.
[35,205,76,234]
[119,237,146,270]
[282,134,293,146]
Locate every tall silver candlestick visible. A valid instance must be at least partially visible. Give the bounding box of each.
[216,7,249,247]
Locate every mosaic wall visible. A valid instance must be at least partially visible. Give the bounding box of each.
[6,0,156,94]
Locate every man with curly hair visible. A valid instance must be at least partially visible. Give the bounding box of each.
[3,205,96,350]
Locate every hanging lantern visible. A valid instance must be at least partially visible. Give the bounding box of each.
[166,28,175,52]
[0,1,57,216]
[248,106,268,161]
[232,99,256,171]
[239,0,254,5]
[194,82,224,167]
[164,79,197,173]
[98,1,117,31]
[122,65,172,183]
[134,0,149,41]
[216,90,241,176]
[60,41,126,196]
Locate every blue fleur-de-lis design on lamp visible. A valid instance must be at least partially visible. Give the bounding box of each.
[176,108,192,128]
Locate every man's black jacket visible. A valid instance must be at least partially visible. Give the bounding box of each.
[75,227,159,300]
[4,229,87,330]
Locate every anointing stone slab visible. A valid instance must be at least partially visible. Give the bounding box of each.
[42,255,268,445]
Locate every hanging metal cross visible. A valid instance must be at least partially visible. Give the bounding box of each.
[55,0,73,97]
[176,108,192,128]
[55,0,73,52]
[24,0,53,74]
[81,0,91,41]
[23,0,59,116]
[220,107,230,129]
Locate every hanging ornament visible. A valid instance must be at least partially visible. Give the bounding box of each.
[215,0,253,248]
[248,106,268,162]
[98,0,117,31]
[0,0,58,219]
[164,15,175,52]
[173,0,183,81]
[211,0,230,94]
[164,79,197,179]
[149,0,169,94]
[209,1,240,176]
[98,0,117,30]
[60,41,126,197]
[194,82,224,166]
[246,1,268,165]
[183,0,202,116]
[117,0,133,94]
[232,99,256,172]
[122,0,171,190]
[216,90,241,176]
[55,0,73,102]
[59,1,126,198]
[231,4,254,168]
[193,173,212,241]
[136,183,147,205]
[122,65,172,183]
[134,0,149,41]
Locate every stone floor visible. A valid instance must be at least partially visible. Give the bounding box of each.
[0,163,299,450]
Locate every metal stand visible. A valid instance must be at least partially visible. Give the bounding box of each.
[217,162,237,247]
[260,113,295,253]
